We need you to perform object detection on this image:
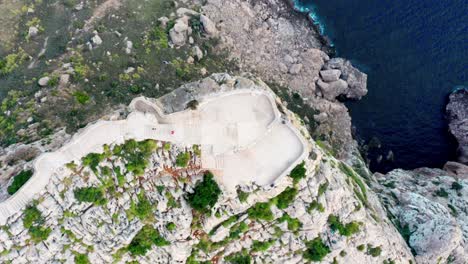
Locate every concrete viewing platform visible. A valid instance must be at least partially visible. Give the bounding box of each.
[0,88,308,225]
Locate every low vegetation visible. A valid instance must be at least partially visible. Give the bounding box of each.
[328,214,361,237]
[7,169,33,195]
[303,237,330,261]
[74,187,106,205]
[247,202,274,221]
[274,186,298,209]
[289,161,306,184]
[127,225,169,256]
[187,171,221,213]
[176,151,191,167]
[22,204,51,243]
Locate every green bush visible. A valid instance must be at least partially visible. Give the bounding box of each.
[225,253,251,264]
[247,202,273,221]
[366,245,382,257]
[23,205,43,229]
[308,200,325,213]
[81,153,104,172]
[134,194,153,220]
[128,225,169,256]
[23,204,51,243]
[303,237,330,261]
[74,187,106,205]
[166,222,176,231]
[275,187,297,209]
[7,170,33,195]
[73,91,90,104]
[251,239,274,252]
[187,171,221,213]
[289,161,306,184]
[237,189,249,203]
[176,152,191,167]
[327,215,360,237]
[435,188,449,198]
[278,213,302,232]
[451,181,463,191]
[29,225,52,243]
[357,244,365,251]
[74,253,91,264]
[317,182,329,196]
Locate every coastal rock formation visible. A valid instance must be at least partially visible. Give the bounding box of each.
[446,87,468,164]
[322,58,368,100]
[202,0,367,159]
[375,166,468,263]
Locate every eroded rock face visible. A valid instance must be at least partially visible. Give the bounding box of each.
[447,87,468,164]
[375,167,468,263]
[322,58,368,100]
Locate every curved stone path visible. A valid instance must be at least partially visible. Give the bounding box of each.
[0,89,307,225]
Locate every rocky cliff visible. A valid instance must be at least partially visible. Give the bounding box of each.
[0,74,414,263]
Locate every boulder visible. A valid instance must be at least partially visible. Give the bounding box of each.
[28,26,39,38]
[38,77,50,87]
[446,87,468,164]
[317,79,348,100]
[289,63,302,75]
[323,58,367,99]
[192,46,203,61]
[169,19,189,46]
[320,69,341,82]
[91,34,103,46]
[200,15,217,36]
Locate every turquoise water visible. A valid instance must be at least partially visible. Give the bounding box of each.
[295,0,467,172]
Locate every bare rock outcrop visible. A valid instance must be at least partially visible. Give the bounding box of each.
[447,87,468,164]
[375,166,468,263]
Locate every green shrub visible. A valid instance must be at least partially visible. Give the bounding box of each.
[278,213,302,232]
[229,222,249,239]
[81,153,104,172]
[176,152,191,167]
[225,253,251,264]
[133,194,153,220]
[23,205,43,229]
[357,244,365,251]
[73,91,90,104]
[451,181,463,191]
[366,245,382,257]
[166,222,176,231]
[7,170,33,195]
[251,239,274,252]
[237,189,249,203]
[187,171,221,213]
[308,200,325,213]
[29,225,51,243]
[435,188,449,198]
[128,225,169,256]
[247,202,273,221]
[327,215,360,237]
[303,237,330,261]
[74,253,90,264]
[74,187,106,205]
[317,182,329,196]
[289,161,306,184]
[275,187,297,209]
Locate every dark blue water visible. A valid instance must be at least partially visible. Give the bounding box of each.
[295,0,468,172]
